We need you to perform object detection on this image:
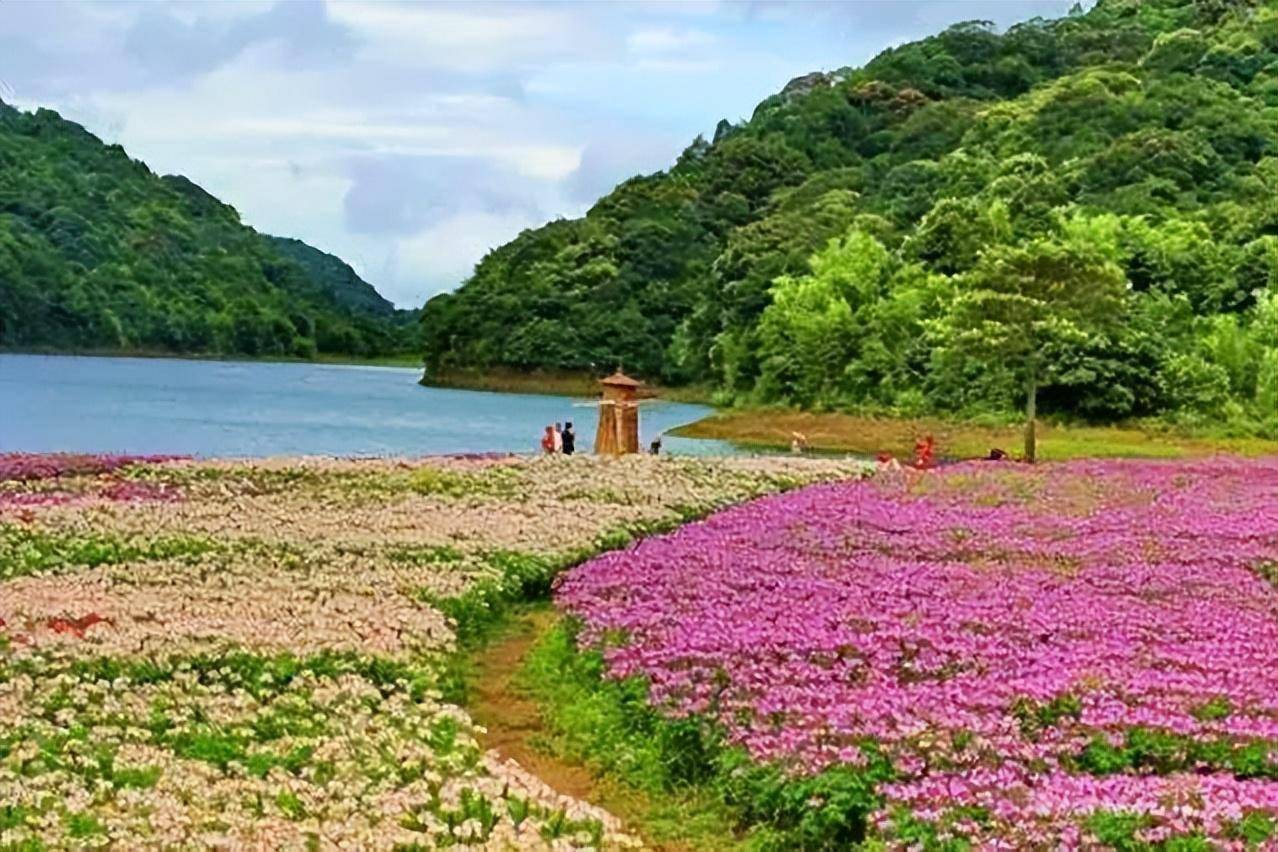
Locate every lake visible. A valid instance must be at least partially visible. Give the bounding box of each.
[0,354,736,457]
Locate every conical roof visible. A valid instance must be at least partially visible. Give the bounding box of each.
[599,369,642,388]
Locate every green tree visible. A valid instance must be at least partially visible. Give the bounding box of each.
[904,197,1011,275]
[754,230,890,407]
[938,236,1128,461]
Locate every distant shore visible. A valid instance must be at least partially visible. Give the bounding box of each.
[0,348,425,370]
[420,366,715,403]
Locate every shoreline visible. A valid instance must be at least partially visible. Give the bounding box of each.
[0,347,424,370]
[672,409,1278,460]
[420,366,716,403]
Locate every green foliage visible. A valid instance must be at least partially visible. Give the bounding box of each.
[1191,695,1234,722]
[934,229,1128,451]
[63,812,105,839]
[884,805,980,851]
[404,464,520,499]
[1086,810,1154,850]
[1254,560,1278,589]
[1233,811,1276,845]
[420,512,698,652]
[0,524,218,580]
[1012,693,1084,736]
[1074,727,1278,779]
[266,236,399,319]
[0,104,415,357]
[751,230,891,407]
[421,0,1278,433]
[418,550,559,648]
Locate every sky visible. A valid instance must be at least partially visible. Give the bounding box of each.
[1,0,1078,308]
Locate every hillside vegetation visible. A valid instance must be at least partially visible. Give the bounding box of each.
[0,102,417,359]
[421,0,1277,432]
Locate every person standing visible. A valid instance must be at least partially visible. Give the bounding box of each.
[913,435,936,469]
[553,422,564,454]
[562,421,576,455]
[790,431,808,455]
[540,425,555,454]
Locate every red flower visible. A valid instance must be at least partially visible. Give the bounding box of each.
[46,612,109,639]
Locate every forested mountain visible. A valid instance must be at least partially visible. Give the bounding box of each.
[422,0,1277,430]
[265,236,409,320]
[0,101,416,358]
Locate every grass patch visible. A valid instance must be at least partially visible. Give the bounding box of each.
[517,620,896,851]
[403,464,523,499]
[63,811,106,840]
[1254,561,1278,590]
[518,624,1278,850]
[389,544,466,565]
[673,410,1278,461]
[0,524,219,579]
[418,551,559,651]
[517,620,744,850]
[422,514,706,656]
[1072,727,1278,779]
[429,486,889,846]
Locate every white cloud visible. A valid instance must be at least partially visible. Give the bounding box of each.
[392,209,550,298]
[626,26,716,55]
[326,2,601,70]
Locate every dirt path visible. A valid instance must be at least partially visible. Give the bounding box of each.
[466,606,696,852]
[467,607,602,802]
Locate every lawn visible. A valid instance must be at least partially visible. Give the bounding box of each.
[0,451,864,849]
[673,409,1278,461]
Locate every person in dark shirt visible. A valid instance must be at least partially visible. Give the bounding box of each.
[562,421,576,455]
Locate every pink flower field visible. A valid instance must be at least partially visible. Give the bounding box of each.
[0,452,187,483]
[558,457,1278,848]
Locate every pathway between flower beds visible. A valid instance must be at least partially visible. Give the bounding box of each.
[466,606,693,850]
[547,456,1278,849]
[469,607,599,807]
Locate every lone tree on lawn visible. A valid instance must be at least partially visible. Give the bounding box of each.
[941,238,1127,463]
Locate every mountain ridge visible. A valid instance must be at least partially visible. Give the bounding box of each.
[265,235,408,319]
[0,100,416,358]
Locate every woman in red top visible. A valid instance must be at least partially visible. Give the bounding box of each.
[540,425,556,454]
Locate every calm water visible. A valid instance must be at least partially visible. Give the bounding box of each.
[0,354,735,457]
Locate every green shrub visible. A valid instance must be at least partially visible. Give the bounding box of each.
[0,524,217,579]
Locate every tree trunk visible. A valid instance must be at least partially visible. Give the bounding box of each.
[1024,372,1038,464]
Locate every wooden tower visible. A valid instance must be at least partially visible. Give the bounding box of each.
[594,370,642,455]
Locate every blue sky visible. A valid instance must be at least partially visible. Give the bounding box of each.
[1,1,1077,307]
